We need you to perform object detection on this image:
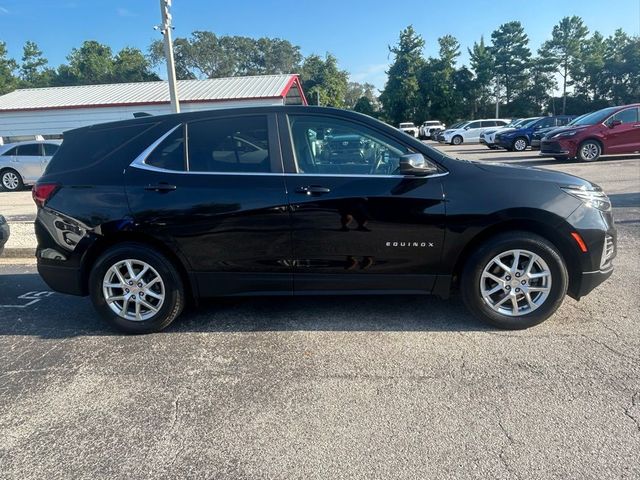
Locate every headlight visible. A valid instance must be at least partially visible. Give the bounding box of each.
[562,186,611,211]
[553,130,578,139]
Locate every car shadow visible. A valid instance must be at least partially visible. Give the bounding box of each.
[0,273,493,338]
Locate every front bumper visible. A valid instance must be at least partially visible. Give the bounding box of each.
[540,139,576,157]
[0,220,9,256]
[570,268,614,299]
[495,137,514,149]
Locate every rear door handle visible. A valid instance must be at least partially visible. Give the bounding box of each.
[144,183,177,193]
[295,185,331,195]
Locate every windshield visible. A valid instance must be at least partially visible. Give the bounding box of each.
[447,122,464,129]
[572,107,619,126]
[453,121,471,130]
[423,121,440,126]
[567,113,588,125]
[519,117,542,128]
[399,123,415,128]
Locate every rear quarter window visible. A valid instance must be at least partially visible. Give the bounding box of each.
[46,122,160,176]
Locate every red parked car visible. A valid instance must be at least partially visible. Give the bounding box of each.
[540,104,640,162]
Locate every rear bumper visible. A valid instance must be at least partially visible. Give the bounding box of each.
[38,262,86,296]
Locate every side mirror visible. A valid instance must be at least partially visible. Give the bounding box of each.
[609,119,623,128]
[399,153,439,176]
[464,126,470,130]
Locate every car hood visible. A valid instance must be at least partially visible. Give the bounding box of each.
[469,160,595,189]
[544,125,591,139]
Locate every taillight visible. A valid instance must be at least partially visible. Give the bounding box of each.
[32,183,60,207]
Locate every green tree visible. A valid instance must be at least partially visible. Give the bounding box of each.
[56,40,114,85]
[0,42,18,94]
[149,32,301,79]
[490,21,531,113]
[353,96,376,116]
[468,36,495,117]
[344,81,378,110]
[380,25,425,125]
[541,16,589,113]
[300,53,349,107]
[604,30,640,104]
[573,31,607,101]
[19,41,53,87]
[112,47,160,83]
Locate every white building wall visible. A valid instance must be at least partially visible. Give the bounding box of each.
[0,97,283,137]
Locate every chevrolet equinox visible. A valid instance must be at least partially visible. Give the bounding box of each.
[33,107,616,333]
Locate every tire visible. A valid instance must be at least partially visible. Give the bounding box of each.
[513,137,528,152]
[461,231,568,330]
[577,140,601,162]
[89,242,185,334]
[452,136,463,146]
[1,169,24,191]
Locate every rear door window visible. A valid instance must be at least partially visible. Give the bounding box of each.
[16,144,41,156]
[43,143,59,156]
[146,126,186,171]
[481,121,496,128]
[187,116,271,173]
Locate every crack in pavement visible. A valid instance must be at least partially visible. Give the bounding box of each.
[497,417,521,480]
[623,391,640,433]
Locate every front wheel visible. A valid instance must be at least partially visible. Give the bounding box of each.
[1,169,24,191]
[452,136,463,145]
[577,140,601,162]
[461,232,568,329]
[89,243,185,333]
[513,137,528,152]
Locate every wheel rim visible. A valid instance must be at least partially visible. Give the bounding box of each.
[102,259,165,321]
[480,249,552,317]
[2,172,19,190]
[453,137,461,145]
[581,143,599,160]
[514,139,526,151]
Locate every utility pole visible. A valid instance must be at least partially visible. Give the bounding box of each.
[159,0,180,113]
[494,78,499,118]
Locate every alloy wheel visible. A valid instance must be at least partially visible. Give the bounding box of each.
[480,249,552,317]
[581,143,599,161]
[514,139,527,151]
[2,171,20,190]
[102,259,165,321]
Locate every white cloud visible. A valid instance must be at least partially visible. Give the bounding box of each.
[116,7,137,17]
[350,63,388,89]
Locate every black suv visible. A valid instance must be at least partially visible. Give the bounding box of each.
[34,106,616,333]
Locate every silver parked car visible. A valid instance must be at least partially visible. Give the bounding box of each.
[0,141,61,191]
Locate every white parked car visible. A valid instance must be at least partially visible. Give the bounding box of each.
[479,118,538,149]
[442,119,510,145]
[419,120,446,139]
[398,122,419,138]
[0,141,61,191]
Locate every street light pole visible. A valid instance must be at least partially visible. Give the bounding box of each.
[160,0,180,113]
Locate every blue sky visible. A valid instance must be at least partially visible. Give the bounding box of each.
[1,0,639,89]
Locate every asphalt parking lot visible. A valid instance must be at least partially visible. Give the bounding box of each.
[1,143,639,479]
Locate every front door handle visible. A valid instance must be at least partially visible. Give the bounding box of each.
[145,183,177,193]
[296,185,331,195]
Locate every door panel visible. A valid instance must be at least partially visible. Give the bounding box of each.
[280,113,446,294]
[15,143,43,182]
[125,114,293,297]
[605,108,640,153]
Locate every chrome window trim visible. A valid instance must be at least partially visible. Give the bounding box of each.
[130,124,183,171]
[130,124,449,179]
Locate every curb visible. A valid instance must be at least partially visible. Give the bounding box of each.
[2,248,36,259]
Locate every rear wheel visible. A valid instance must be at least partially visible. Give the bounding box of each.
[577,140,601,162]
[89,243,185,333]
[452,135,463,145]
[461,232,568,329]
[1,169,23,191]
